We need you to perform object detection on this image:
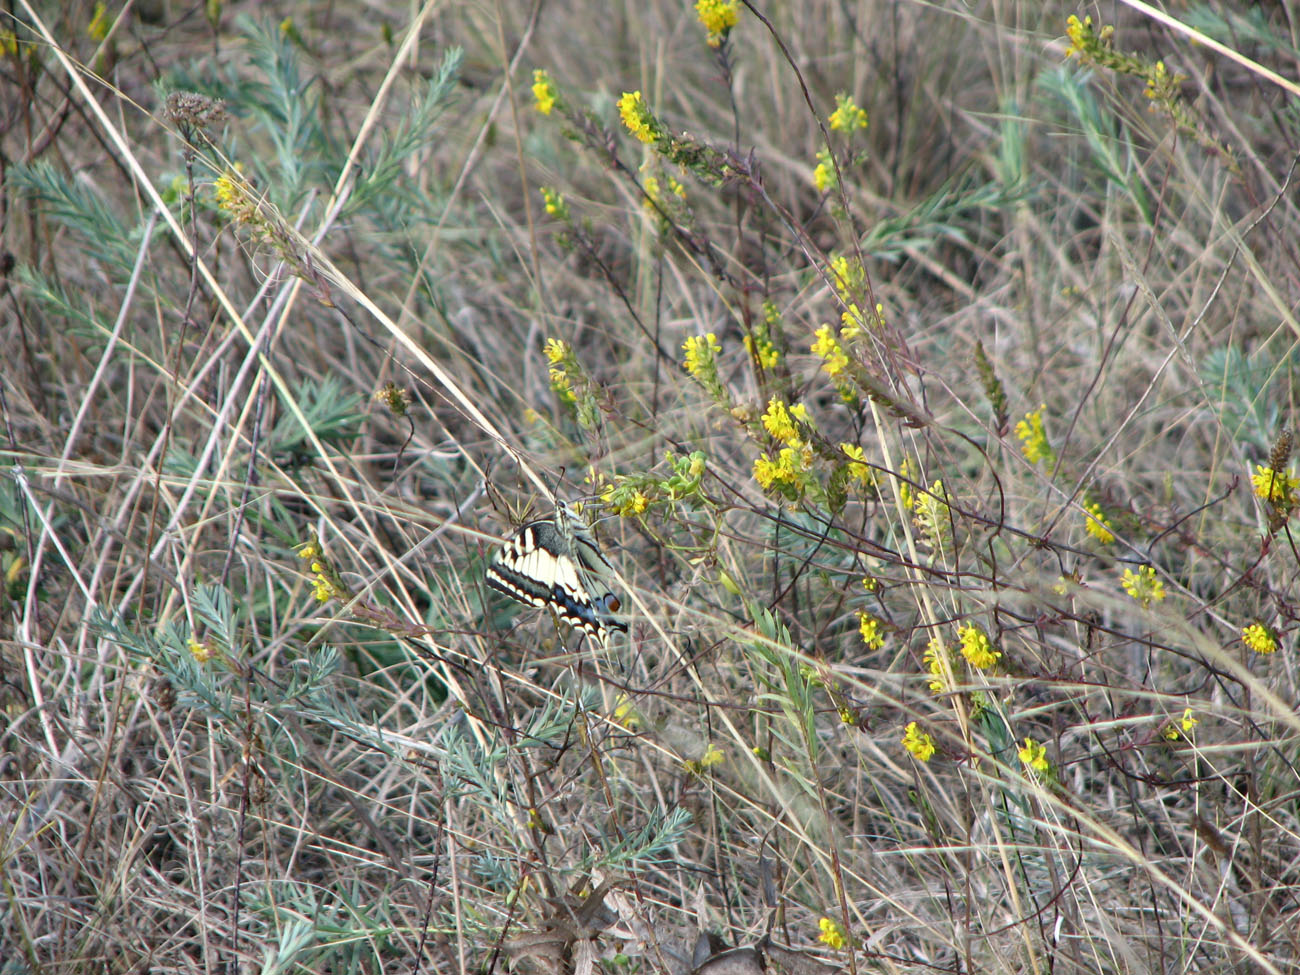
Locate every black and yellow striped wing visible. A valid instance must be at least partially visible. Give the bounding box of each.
[486,503,628,641]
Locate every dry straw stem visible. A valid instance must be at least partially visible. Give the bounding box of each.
[1119,0,1300,99]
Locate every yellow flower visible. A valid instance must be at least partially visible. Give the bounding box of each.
[1064,14,1092,57]
[1251,464,1300,506]
[913,479,951,546]
[958,624,1000,670]
[829,93,869,132]
[699,743,725,768]
[923,636,948,695]
[1165,707,1198,740]
[540,186,568,219]
[1015,405,1053,464]
[1019,737,1050,774]
[694,0,738,46]
[840,443,874,488]
[1083,500,1114,545]
[812,148,835,192]
[811,324,848,376]
[817,917,848,951]
[187,638,212,664]
[618,91,660,144]
[1242,622,1278,655]
[761,398,799,444]
[902,721,935,762]
[531,68,557,115]
[743,332,779,370]
[858,612,884,650]
[1121,565,1165,609]
[753,448,806,493]
[543,337,569,365]
[212,166,264,230]
[683,333,720,378]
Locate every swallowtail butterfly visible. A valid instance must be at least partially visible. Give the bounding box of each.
[486,502,628,642]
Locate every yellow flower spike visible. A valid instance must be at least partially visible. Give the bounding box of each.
[531,69,557,115]
[683,333,720,377]
[695,0,738,46]
[817,917,848,950]
[187,639,213,664]
[1015,405,1053,464]
[618,91,661,144]
[1018,737,1050,774]
[540,187,568,219]
[829,93,869,132]
[812,148,835,192]
[811,324,848,376]
[760,398,799,444]
[1251,464,1300,505]
[1121,565,1165,609]
[1242,622,1278,655]
[858,612,884,650]
[958,624,1000,670]
[1083,500,1114,545]
[902,721,935,762]
[923,636,949,695]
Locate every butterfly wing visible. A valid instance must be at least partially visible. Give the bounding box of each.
[486,509,627,640]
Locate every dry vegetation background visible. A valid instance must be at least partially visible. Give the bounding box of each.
[4,0,1300,973]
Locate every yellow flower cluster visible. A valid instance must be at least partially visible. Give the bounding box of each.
[1163,707,1197,740]
[1251,464,1300,506]
[532,69,556,115]
[1121,565,1165,609]
[540,186,568,219]
[1019,737,1050,774]
[813,147,835,193]
[858,611,884,650]
[902,721,935,762]
[683,332,721,380]
[912,479,950,545]
[827,256,882,335]
[543,337,577,404]
[760,397,807,443]
[923,636,949,695]
[839,443,874,489]
[744,330,780,370]
[1064,14,1112,59]
[829,93,869,132]
[618,91,661,144]
[298,539,346,603]
[1242,622,1278,655]
[213,167,265,231]
[817,917,848,951]
[811,324,849,377]
[187,638,212,664]
[959,624,1000,670]
[1083,500,1114,545]
[753,447,809,493]
[606,488,649,517]
[694,0,738,46]
[1015,405,1053,464]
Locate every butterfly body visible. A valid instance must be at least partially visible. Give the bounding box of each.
[486,502,628,641]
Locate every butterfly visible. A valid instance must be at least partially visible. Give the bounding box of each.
[485,501,628,642]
